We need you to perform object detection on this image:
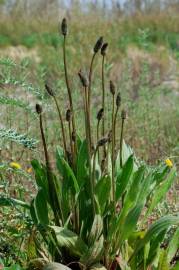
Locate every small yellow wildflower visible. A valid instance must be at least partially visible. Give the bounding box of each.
[10,162,21,170]
[165,158,173,168]
[27,167,32,173]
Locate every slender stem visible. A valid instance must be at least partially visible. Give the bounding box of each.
[120,119,124,168]
[120,118,125,207]
[68,119,74,166]
[102,55,106,158]
[114,107,119,150]
[87,53,96,151]
[63,35,77,157]
[97,119,100,162]
[84,86,91,155]
[84,86,95,216]
[82,89,88,144]
[39,115,50,169]
[111,95,115,202]
[88,53,96,108]
[92,146,98,187]
[85,85,92,153]
[53,96,67,157]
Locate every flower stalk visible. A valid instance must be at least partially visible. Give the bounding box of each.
[120,109,127,168]
[110,80,116,202]
[45,84,67,158]
[36,104,63,226]
[61,18,77,160]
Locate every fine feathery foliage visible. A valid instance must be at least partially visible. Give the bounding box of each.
[0,128,38,149]
[0,95,36,116]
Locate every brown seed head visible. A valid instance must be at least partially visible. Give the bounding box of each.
[110,80,115,95]
[116,92,121,107]
[101,43,108,56]
[97,108,104,121]
[36,104,42,114]
[78,70,88,87]
[121,109,127,120]
[94,36,103,53]
[66,109,71,122]
[61,18,67,36]
[97,137,109,147]
[45,83,54,97]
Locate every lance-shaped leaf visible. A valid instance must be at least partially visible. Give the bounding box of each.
[144,168,176,219]
[80,235,104,267]
[158,249,170,270]
[119,204,143,243]
[56,148,79,194]
[77,139,88,186]
[50,226,88,258]
[34,188,49,225]
[167,227,179,264]
[116,155,134,201]
[88,214,103,246]
[130,215,179,260]
[95,176,111,214]
[31,159,49,201]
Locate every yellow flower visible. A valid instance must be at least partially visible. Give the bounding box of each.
[27,167,32,173]
[10,162,21,170]
[165,158,173,168]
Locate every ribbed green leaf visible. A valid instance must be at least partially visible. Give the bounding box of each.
[120,166,145,222]
[121,140,134,165]
[167,227,179,264]
[120,204,143,243]
[158,249,170,270]
[153,165,168,186]
[43,263,72,270]
[34,189,49,225]
[146,229,167,267]
[56,148,79,193]
[88,214,103,246]
[80,235,104,267]
[56,146,65,175]
[136,172,154,205]
[50,226,88,257]
[144,242,150,270]
[145,168,176,219]
[95,175,111,214]
[131,215,179,258]
[116,155,134,201]
[31,160,49,200]
[30,199,38,224]
[77,139,88,186]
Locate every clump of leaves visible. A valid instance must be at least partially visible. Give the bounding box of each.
[1,19,179,270]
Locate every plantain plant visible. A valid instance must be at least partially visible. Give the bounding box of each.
[2,19,178,270]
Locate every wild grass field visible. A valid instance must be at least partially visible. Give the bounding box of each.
[0,1,179,269]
